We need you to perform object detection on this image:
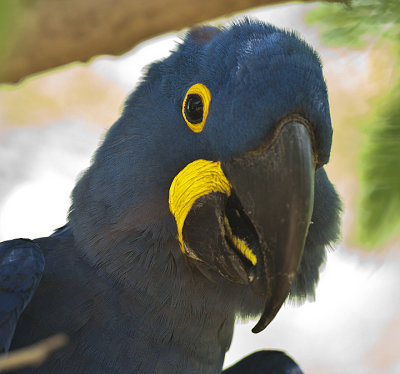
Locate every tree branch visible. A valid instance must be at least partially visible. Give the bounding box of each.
[0,334,68,372]
[0,0,347,84]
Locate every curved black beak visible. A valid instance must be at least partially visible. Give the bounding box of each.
[222,120,315,333]
[174,119,315,333]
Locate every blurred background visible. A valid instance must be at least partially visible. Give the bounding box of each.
[0,1,399,373]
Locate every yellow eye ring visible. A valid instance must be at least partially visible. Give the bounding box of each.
[182,83,211,133]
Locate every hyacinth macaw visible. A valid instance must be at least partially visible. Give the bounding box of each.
[0,19,341,373]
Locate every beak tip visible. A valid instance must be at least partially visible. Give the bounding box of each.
[251,316,271,334]
[251,293,287,333]
[251,325,263,334]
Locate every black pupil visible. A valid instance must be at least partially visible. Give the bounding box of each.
[185,94,203,124]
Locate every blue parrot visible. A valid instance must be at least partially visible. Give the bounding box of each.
[0,20,341,373]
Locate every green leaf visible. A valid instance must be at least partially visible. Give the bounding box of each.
[358,81,400,247]
[306,0,400,48]
[307,0,400,247]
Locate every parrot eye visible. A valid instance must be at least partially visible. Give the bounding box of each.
[182,83,211,133]
[185,95,203,123]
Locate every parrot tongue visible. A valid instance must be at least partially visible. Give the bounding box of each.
[221,119,315,333]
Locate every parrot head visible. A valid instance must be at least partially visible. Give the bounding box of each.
[69,20,341,334]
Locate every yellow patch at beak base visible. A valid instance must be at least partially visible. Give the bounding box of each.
[169,159,231,252]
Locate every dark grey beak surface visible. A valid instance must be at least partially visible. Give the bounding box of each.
[222,120,315,333]
[181,119,315,333]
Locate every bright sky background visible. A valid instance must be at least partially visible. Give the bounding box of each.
[0,3,399,374]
